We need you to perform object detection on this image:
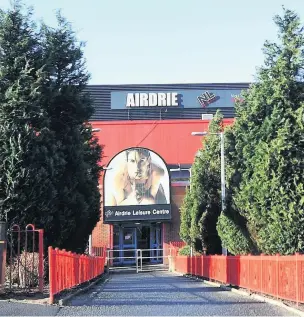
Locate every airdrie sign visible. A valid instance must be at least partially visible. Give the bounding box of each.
[125,92,179,107]
[110,88,244,109]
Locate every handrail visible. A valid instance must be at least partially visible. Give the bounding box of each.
[106,248,169,273]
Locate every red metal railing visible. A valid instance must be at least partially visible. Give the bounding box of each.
[169,241,186,248]
[8,224,44,292]
[168,241,186,257]
[170,253,304,305]
[48,247,106,304]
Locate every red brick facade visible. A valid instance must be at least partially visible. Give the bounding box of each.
[91,178,112,248]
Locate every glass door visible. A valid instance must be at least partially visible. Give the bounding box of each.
[150,224,163,263]
[122,227,137,264]
[113,226,121,264]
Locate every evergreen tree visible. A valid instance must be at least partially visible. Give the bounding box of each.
[0,1,102,253]
[0,2,60,233]
[217,124,258,255]
[218,8,304,255]
[40,13,102,252]
[179,187,192,245]
[180,111,223,254]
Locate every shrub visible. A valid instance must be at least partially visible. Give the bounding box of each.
[178,245,202,256]
[6,251,39,287]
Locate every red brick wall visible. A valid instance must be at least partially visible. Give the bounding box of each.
[163,186,186,254]
[91,176,112,248]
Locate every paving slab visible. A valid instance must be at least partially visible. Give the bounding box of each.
[58,271,299,316]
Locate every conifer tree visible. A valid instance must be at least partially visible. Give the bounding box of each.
[40,13,102,252]
[0,1,102,252]
[180,111,223,254]
[0,2,60,233]
[218,8,304,255]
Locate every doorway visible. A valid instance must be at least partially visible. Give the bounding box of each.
[150,224,163,263]
[112,223,163,265]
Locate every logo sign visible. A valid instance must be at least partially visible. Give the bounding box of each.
[111,89,243,109]
[103,147,171,223]
[125,92,179,107]
[197,91,218,107]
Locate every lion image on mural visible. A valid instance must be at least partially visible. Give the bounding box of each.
[106,148,168,206]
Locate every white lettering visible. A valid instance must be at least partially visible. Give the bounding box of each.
[115,211,131,216]
[132,210,151,215]
[158,93,166,106]
[126,93,135,107]
[172,92,178,106]
[125,92,180,107]
[135,93,140,107]
[140,93,149,107]
[149,93,157,106]
[166,93,171,106]
[152,209,169,215]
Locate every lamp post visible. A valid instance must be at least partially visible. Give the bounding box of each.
[191,131,227,255]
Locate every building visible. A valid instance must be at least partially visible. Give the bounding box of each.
[89,83,249,265]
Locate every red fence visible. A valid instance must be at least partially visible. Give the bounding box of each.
[171,254,304,305]
[8,224,44,292]
[168,241,186,257]
[48,247,106,304]
[170,241,186,248]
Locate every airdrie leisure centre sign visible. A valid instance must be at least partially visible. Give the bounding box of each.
[103,147,172,223]
[111,88,244,109]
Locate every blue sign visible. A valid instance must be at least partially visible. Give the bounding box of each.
[111,89,244,109]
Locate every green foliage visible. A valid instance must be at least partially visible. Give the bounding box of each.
[180,111,223,254]
[178,245,201,256]
[179,187,192,245]
[39,12,102,252]
[0,1,102,253]
[218,7,304,255]
[0,0,59,228]
[217,213,253,255]
[216,125,257,254]
[178,245,192,256]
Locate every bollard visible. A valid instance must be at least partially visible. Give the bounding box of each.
[0,221,7,294]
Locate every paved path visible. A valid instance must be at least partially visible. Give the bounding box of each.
[0,271,300,316]
[58,271,298,316]
[0,301,60,316]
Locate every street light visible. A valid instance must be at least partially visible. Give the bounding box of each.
[191,130,227,255]
[92,128,101,132]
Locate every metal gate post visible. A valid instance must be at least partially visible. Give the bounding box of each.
[106,249,110,267]
[136,249,139,273]
[0,221,7,294]
[38,229,44,292]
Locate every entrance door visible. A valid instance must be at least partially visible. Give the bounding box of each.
[150,224,163,263]
[122,227,136,264]
[113,226,121,264]
[137,226,150,263]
